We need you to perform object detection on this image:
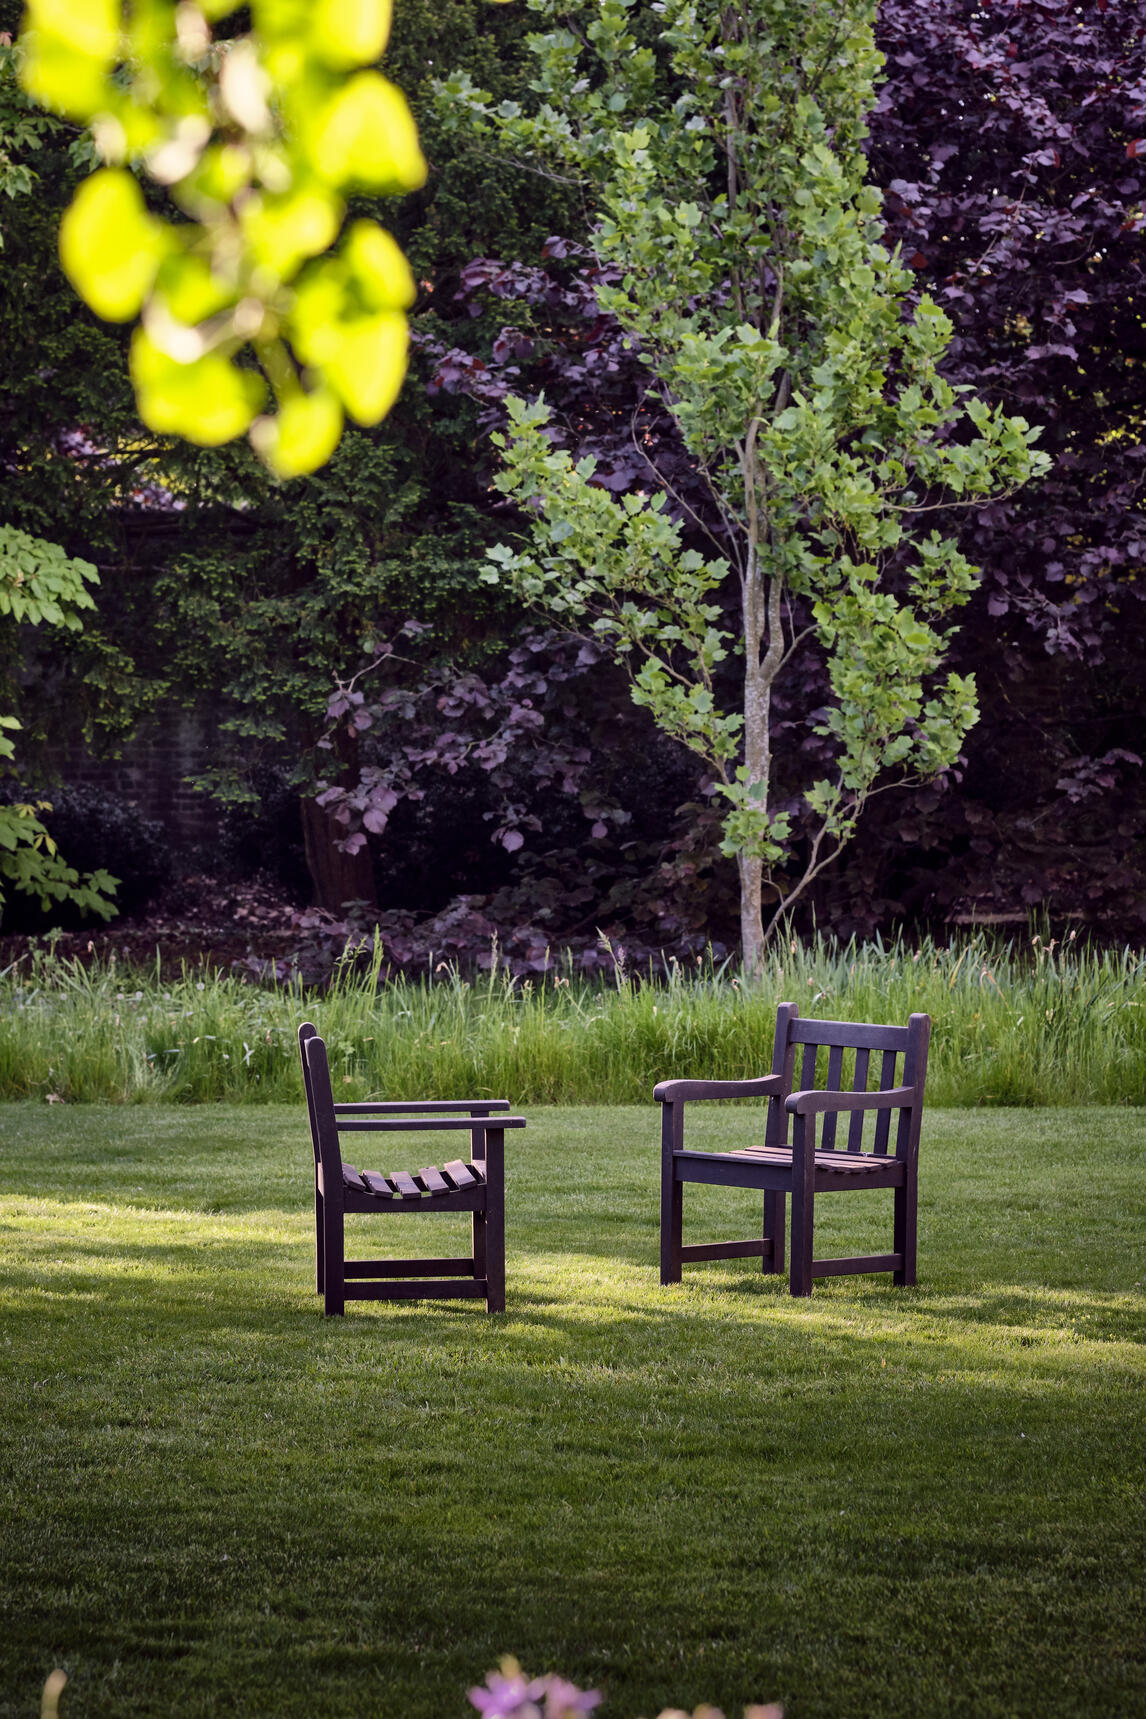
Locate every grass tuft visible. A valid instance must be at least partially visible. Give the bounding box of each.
[1,930,1144,1106]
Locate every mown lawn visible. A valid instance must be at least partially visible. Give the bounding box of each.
[1,1103,1143,1719]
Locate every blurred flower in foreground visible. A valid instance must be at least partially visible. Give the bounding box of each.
[469,1661,782,1719]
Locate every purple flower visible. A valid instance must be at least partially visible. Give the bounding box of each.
[469,1662,602,1719]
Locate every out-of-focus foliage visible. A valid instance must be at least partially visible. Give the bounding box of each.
[17,0,426,475]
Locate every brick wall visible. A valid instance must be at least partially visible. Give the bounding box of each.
[47,705,223,847]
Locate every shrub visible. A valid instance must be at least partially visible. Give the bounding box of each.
[0,783,169,930]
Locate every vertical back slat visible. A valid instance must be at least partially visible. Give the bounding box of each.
[765,1002,799,1150]
[820,1045,845,1150]
[800,1042,819,1092]
[873,1049,898,1154]
[847,1047,870,1152]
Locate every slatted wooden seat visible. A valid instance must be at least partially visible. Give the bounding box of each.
[656,1003,930,1296]
[299,1022,525,1314]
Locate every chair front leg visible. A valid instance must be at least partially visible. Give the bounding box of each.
[659,1101,683,1284]
[893,1162,918,1287]
[322,1196,345,1317]
[763,1190,786,1276]
[788,1111,815,1297]
[483,1126,506,1313]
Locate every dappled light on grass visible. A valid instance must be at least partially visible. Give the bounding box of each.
[1,1101,1143,1716]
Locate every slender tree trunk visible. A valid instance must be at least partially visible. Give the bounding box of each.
[738,849,766,975]
[738,436,784,975]
[740,552,768,974]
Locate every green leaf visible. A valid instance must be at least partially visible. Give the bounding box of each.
[309,0,393,69]
[306,72,427,191]
[18,0,118,117]
[59,169,173,322]
[250,388,344,477]
[240,185,344,277]
[130,329,266,443]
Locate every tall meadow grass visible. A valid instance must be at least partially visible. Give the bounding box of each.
[1,931,1143,1106]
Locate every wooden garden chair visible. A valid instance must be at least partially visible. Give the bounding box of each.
[656,1003,930,1296]
[299,1022,525,1315]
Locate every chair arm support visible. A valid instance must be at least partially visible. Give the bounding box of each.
[785,1085,914,1117]
[654,1075,782,1104]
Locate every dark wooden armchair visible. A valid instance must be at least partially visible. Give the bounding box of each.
[299,1022,525,1315]
[656,1004,930,1296]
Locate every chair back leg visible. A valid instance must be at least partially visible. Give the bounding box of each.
[315,1175,325,1295]
[788,1112,815,1297]
[323,1197,345,1316]
[763,1190,785,1276]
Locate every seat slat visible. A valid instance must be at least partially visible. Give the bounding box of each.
[732,1145,895,1175]
[417,1165,450,1195]
[389,1170,424,1199]
[442,1159,482,1189]
[361,1170,396,1198]
[342,1163,368,1192]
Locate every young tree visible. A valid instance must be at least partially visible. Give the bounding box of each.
[441,0,1049,969]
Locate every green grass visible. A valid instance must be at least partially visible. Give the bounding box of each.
[2,931,1145,1106]
[1,1102,1143,1718]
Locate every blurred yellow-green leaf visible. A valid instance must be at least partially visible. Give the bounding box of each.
[310,0,393,70]
[20,0,421,477]
[241,185,344,277]
[19,0,118,116]
[344,218,415,309]
[59,169,173,321]
[305,73,426,190]
[321,311,408,424]
[130,329,266,443]
[251,387,343,477]
[152,253,235,326]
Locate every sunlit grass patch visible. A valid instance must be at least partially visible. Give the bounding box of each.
[0,1102,1143,1718]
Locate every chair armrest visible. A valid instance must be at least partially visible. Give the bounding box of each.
[337,1116,527,1133]
[654,1075,782,1104]
[785,1085,914,1117]
[333,1099,511,1115]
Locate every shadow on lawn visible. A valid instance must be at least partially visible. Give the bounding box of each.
[5,1221,1142,1353]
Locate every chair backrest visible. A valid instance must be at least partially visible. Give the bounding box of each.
[298,1021,323,1170]
[772,1005,930,1156]
[298,1023,346,1190]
